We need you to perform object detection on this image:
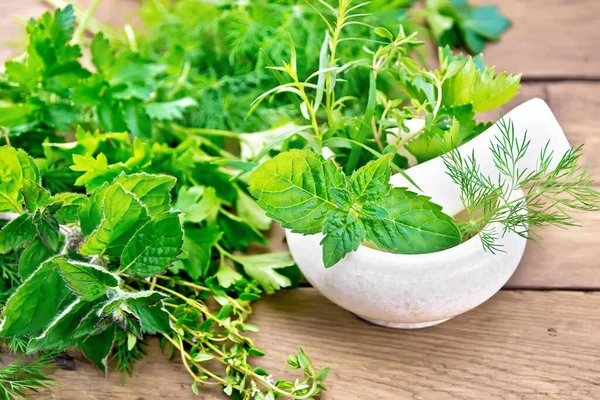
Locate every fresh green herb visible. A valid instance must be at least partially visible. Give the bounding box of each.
[443,119,600,252]
[422,0,511,53]
[247,1,520,175]
[0,145,328,398]
[0,353,56,400]
[249,149,461,267]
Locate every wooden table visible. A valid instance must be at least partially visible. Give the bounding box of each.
[2,1,600,398]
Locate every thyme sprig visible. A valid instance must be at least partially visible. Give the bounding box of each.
[443,119,600,252]
[132,277,328,400]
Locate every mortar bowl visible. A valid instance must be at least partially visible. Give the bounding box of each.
[285,195,527,329]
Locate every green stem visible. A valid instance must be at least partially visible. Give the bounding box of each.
[72,0,102,45]
[1,126,11,147]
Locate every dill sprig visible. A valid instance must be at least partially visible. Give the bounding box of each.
[443,119,600,253]
[112,331,148,384]
[0,353,56,400]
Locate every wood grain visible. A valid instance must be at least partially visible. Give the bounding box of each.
[8,289,599,399]
[474,0,600,79]
[480,83,600,289]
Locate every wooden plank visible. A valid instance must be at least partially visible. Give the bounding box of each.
[0,0,139,63]
[483,82,600,288]
[16,289,600,399]
[473,0,600,79]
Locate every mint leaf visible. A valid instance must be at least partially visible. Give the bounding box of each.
[79,184,150,257]
[363,187,461,254]
[321,210,366,268]
[79,327,116,373]
[0,257,75,336]
[22,179,51,212]
[0,213,36,254]
[50,193,87,224]
[328,188,353,209]
[28,299,94,352]
[128,302,171,335]
[79,183,109,236]
[235,253,295,294]
[120,212,183,277]
[36,214,60,252]
[249,150,342,234]
[55,258,119,301]
[348,155,391,201]
[0,147,39,212]
[113,173,176,216]
[19,237,54,279]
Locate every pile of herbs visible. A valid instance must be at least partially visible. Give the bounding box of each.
[0,4,328,399]
[45,0,511,134]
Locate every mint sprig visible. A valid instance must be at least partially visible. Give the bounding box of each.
[249,150,461,267]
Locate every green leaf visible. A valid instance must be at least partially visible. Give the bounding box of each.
[0,257,75,336]
[0,213,36,254]
[0,147,39,212]
[144,98,198,121]
[249,150,343,234]
[327,188,353,209]
[174,186,220,224]
[348,155,392,201]
[172,226,222,280]
[19,236,54,279]
[90,32,115,73]
[79,184,150,257]
[217,209,266,250]
[235,252,295,294]
[28,299,94,352]
[113,173,176,216]
[55,258,119,301]
[215,262,244,289]
[442,56,520,113]
[363,188,461,254]
[71,153,127,191]
[50,193,87,224]
[128,302,171,335]
[236,188,271,231]
[321,210,366,268]
[79,183,109,236]
[79,327,116,373]
[22,179,51,212]
[36,215,60,252]
[120,212,183,277]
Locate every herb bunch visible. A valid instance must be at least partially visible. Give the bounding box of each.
[0,5,327,399]
[0,145,327,399]
[443,119,600,252]
[44,0,510,136]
